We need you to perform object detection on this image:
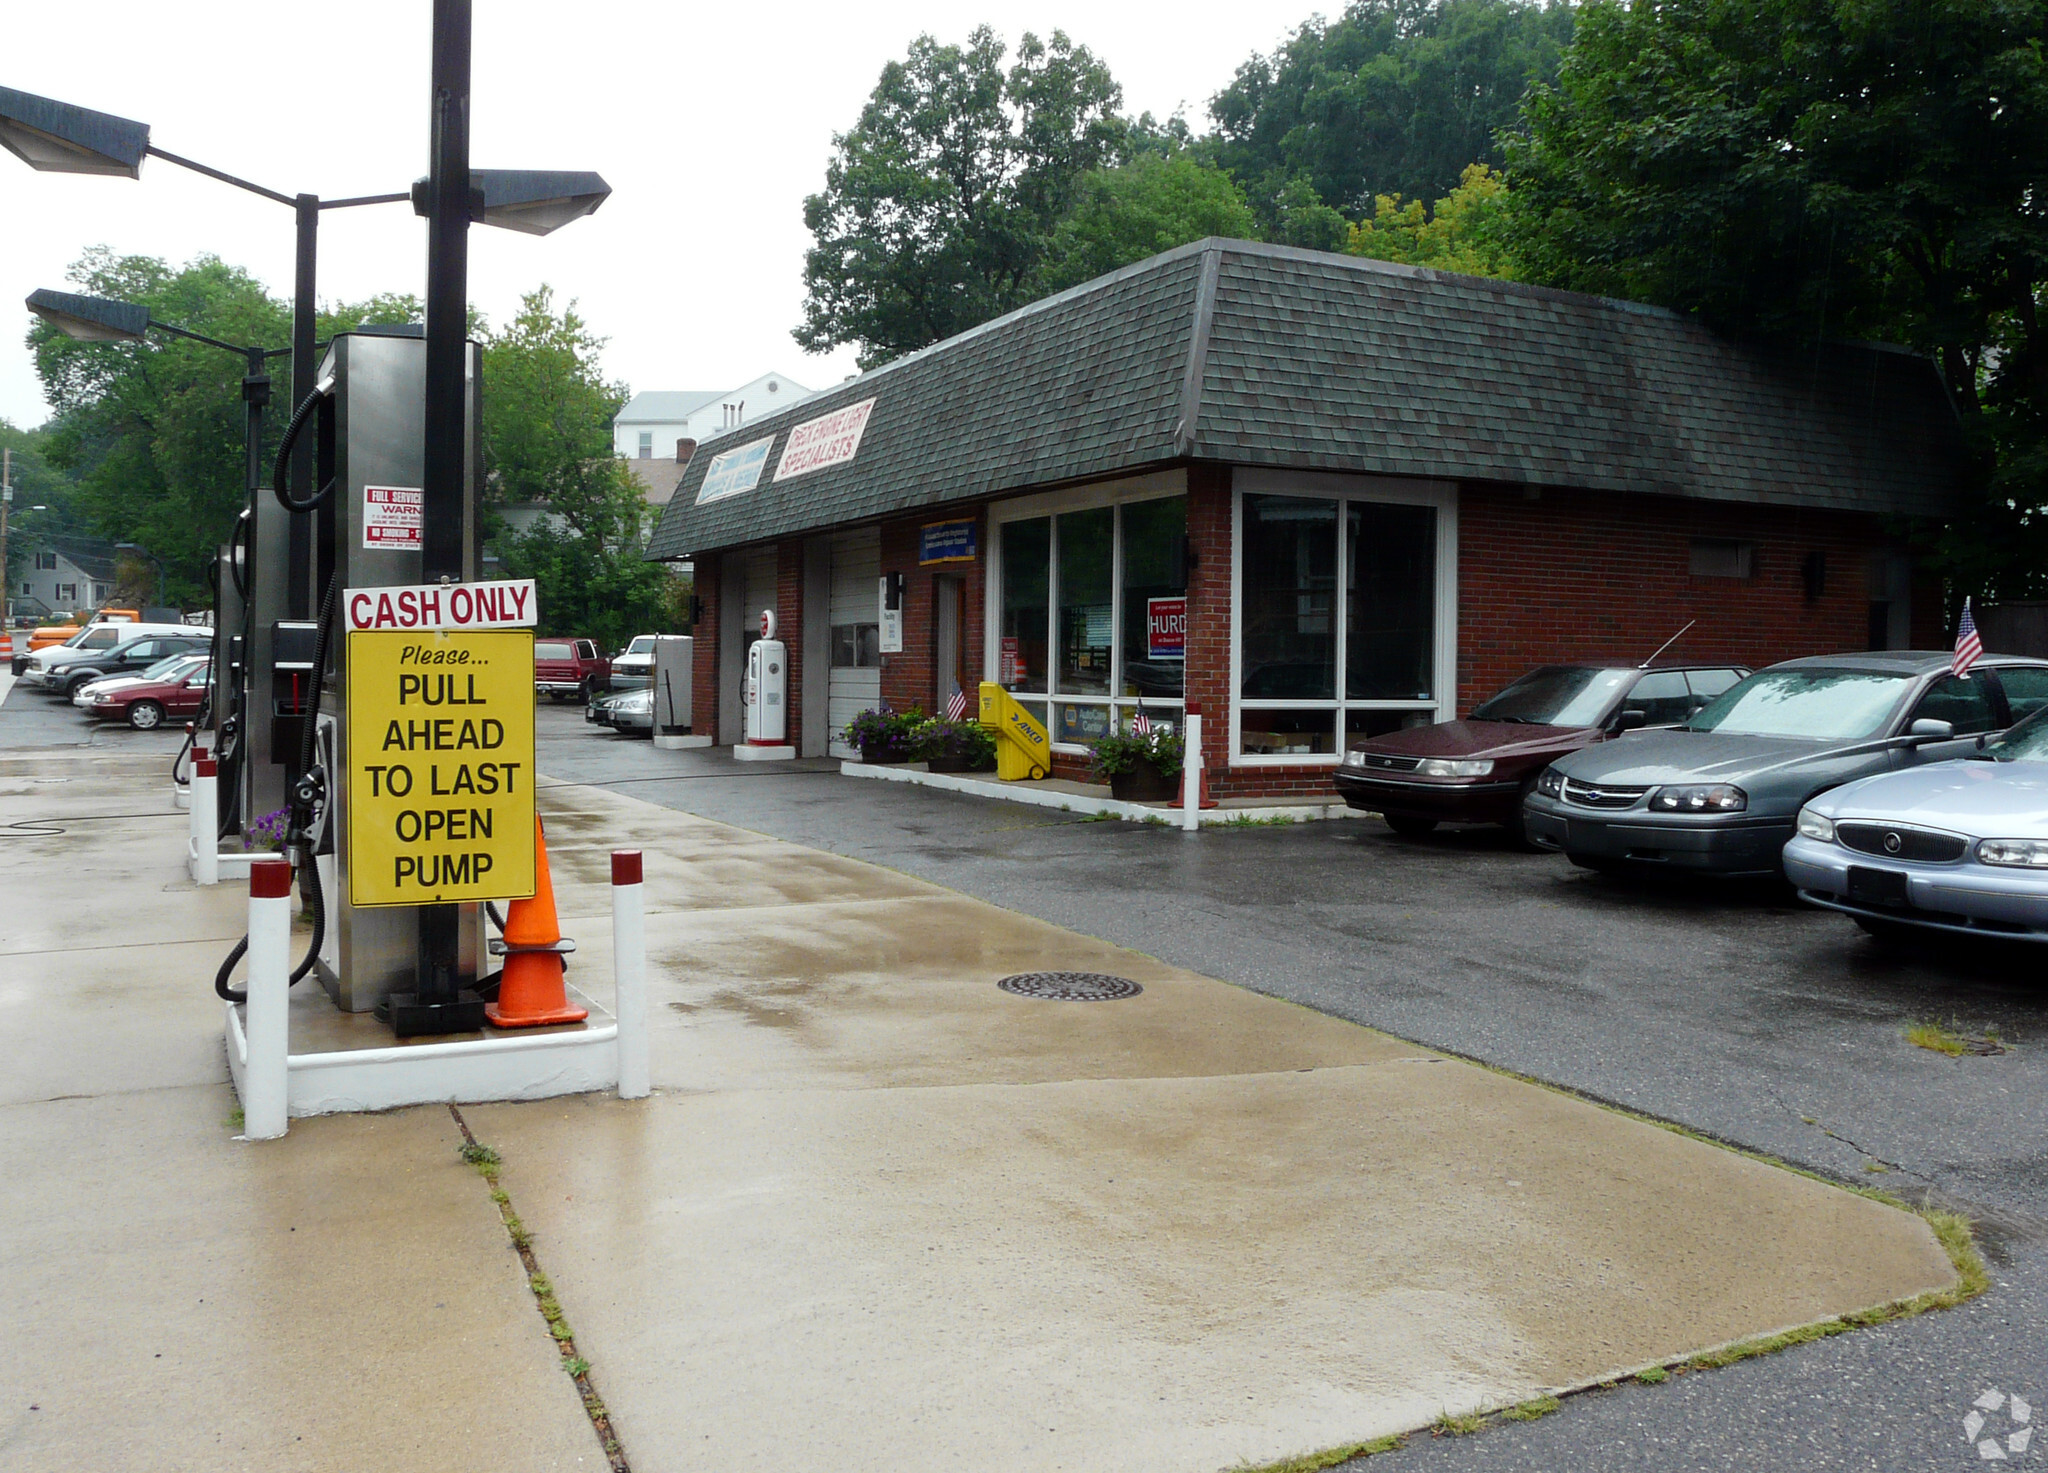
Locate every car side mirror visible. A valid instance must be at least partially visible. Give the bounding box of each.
[1907,717,1955,740]
[1614,708,1649,732]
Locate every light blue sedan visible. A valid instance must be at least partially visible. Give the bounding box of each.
[1784,706,2048,943]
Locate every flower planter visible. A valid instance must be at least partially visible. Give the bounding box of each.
[927,751,997,774]
[1108,758,1179,803]
[859,742,913,765]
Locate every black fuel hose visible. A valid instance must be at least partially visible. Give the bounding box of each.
[214,572,338,1003]
[270,382,335,514]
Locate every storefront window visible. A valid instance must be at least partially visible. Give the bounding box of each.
[1001,517,1050,694]
[1120,496,1186,700]
[1055,507,1113,696]
[1240,495,1336,701]
[1241,709,1336,756]
[1346,502,1435,700]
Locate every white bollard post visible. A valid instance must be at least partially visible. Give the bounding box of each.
[613,850,649,1100]
[1181,705,1204,832]
[243,857,293,1140]
[191,757,219,885]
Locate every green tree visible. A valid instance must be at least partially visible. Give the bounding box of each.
[1207,0,1574,228]
[495,460,679,649]
[0,421,79,595]
[1346,162,1519,277]
[795,27,1131,367]
[1502,0,2048,597]
[1033,153,1259,294]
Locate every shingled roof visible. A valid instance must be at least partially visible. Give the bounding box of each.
[647,239,1964,561]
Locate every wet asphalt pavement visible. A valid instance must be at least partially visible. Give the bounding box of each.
[538,712,2047,1473]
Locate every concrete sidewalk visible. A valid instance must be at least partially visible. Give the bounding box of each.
[1,748,1961,1472]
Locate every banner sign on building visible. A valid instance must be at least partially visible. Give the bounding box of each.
[363,484,422,549]
[345,628,538,907]
[775,399,875,482]
[695,436,773,504]
[1147,596,1188,659]
[918,518,978,565]
[345,579,537,633]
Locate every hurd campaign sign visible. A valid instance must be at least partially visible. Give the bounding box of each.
[1147,597,1187,659]
[345,579,538,633]
[775,399,875,482]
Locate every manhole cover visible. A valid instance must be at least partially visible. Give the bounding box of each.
[996,972,1143,1002]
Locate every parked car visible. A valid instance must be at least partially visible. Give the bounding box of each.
[37,631,210,699]
[16,608,143,670]
[72,652,212,708]
[84,662,212,729]
[1784,706,2048,944]
[19,625,204,694]
[534,638,611,703]
[1334,663,1748,842]
[585,686,654,736]
[1523,652,2048,877]
[610,635,658,689]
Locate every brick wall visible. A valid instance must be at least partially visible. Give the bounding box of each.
[875,509,990,716]
[690,550,720,734]
[776,541,805,743]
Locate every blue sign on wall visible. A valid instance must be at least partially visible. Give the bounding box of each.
[918,519,978,565]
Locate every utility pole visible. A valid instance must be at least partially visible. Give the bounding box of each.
[2,446,12,626]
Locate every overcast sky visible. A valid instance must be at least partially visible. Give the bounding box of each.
[1,1,1316,430]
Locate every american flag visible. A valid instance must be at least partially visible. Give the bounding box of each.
[1131,704,1151,736]
[946,681,969,721]
[1952,598,1983,679]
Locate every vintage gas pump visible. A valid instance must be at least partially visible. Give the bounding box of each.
[743,610,787,747]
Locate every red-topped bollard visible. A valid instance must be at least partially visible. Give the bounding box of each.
[613,850,648,1099]
[190,756,219,885]
[242,856,293,1139]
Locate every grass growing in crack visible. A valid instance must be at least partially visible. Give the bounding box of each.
[226,1107,244,1131]
[1502,1396,1560,1422]
[564,1356,590,1377]
[1235,1433,1406,1472]
[1432,1410,1490,1436]
[458,1141,501,1168]
[1907,1020,1968,1057]
[1636,1367,1669,1384]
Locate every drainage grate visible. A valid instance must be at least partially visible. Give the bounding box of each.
[996,972,1143,1002]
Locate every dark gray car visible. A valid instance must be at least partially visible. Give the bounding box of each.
[1522,652,2048,877]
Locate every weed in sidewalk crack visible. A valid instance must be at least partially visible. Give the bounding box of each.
[1432,1410,1490,1436]
[1502,1396,1560,1422]
[1233,1433,1406,1472]
[449,1105,628,1473]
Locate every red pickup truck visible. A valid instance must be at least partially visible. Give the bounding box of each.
[534,638,611,704]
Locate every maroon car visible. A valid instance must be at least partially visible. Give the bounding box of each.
[1333,663,1748,844]
[534,638,612,704]
[84,664,213,730]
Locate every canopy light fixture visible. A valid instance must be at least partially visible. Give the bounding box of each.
[0,86,149,177]
[411,168,611,235]
[26,288,150,343]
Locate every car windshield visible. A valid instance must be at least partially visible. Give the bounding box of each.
[1986,706,2048,762]
[534,642,573,659]
[1683,669,1910,740]
[1470,667,1633,726]
[626,637,654,654]
[144,654,197,678]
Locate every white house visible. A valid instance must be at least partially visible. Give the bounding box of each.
[613,373,815,463]
[12,535,118,620]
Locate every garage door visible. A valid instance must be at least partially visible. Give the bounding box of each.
[826,530,880,759]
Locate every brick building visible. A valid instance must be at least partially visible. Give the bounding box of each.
[645,239,1961,798]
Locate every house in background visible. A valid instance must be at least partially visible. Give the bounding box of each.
[11,534,118,620]
[614,373,816,510]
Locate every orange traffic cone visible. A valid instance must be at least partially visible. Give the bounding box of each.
[485,817,587,1028]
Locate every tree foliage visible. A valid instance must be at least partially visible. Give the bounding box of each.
[1034,153,1259,294]
[1207,0,1574,225]
[1346,162,1519,277]
[795,27,1135,367]
[1502,0,2048,597]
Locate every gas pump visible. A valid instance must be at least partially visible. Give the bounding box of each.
[743,610,787,746]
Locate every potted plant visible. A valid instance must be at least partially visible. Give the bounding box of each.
[1090,724,1185,802]
[243,807,291,854]
[919,717,998,774]
[844,705,927,764]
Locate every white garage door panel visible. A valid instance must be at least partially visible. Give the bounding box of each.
[827,530,881,758]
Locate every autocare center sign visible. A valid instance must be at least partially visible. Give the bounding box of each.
[344,579,538,907]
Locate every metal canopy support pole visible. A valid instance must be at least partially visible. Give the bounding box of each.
[402,0,478,1032]
[289,194,318,624]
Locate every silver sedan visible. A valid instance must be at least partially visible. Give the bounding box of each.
[1784,707,2048,943]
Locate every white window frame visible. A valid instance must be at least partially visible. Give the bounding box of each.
[983,470,1188,754]
[1229,469,1459,768]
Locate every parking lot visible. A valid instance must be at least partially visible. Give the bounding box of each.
[539,705,2048,1471]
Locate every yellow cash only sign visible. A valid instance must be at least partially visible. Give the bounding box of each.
[345,629,537,906]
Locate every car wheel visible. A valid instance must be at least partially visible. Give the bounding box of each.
[1384,814,1438,839]
[65,675,100,699]
[128,700,165,731]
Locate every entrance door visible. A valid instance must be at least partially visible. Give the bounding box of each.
[827,529,881,758]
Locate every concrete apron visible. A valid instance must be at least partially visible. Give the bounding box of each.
[466,777,1960,1473]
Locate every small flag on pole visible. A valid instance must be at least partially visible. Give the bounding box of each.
[1131,703,1151,736]
[1952,598,1983,679]
[946,681,969,721]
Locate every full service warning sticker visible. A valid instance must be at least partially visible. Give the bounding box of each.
[345,628,537,907]
[363,484,422,549]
